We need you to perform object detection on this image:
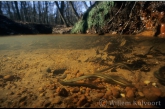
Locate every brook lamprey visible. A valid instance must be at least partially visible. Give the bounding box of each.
[58,78,104,89]
[58,63,133,88]
[58,73,133,88]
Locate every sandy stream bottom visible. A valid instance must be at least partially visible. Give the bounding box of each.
[0,34,165,108]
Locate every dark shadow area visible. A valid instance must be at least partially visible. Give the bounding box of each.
[0,15,53,36]
[53,69,66,76]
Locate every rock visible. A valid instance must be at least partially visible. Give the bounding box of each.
[85,88,91,96]
[39,93,45,97]
[43,101,51,107]
[71,87,80,93]
[146,55,153,58]
[52,96,62,104]
[133,45,153,56]
[142,87,159,101]
[53,69,66,75]
[63,96,73,104]
[3,75,15,81]
[33,100,44,108]
[57,88,68,97]
[48,84,56,90]
[46,68,51,73]
[150,87,162,97]
[138,91,144,97]
[0,81,4,87]
[19,101,26,107]
[77,95,87,107]
[38,87,44,93]
[96,93,104,98]
[104,90,112,99]
[144,80,151,85]
[19,96,27,103]
[0,75,3,78]
[73,97,78,103]
[112,31,117,35]
[134,82,144,91]
[126,88,135,99]
[111,88,120,98]
[8,91,14,95]
[152,82,156,87]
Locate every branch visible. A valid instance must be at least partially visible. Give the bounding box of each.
[120,2,137,35]
[108,3,123,24]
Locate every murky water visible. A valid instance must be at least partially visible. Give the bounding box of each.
[0,34,110,51]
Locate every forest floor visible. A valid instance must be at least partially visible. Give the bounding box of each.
[0,34,165,108]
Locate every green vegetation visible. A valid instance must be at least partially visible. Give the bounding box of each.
[71,1,114,34]
[71,20,85,33]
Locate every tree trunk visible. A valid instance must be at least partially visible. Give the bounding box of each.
[6,2,12,18]
[90,1,92,6]
[22,2,29,22]
[0,1,3,15]
[54,1,69,27]
[11,2,17,20]
[33,1,36,23]
[38,1,42,23]
[14,1,21,20]
[69,1,80,20]
[82,1,88,10]
[45,1,49,24]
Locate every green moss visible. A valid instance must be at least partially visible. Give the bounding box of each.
[71,20,85,33]
[71,1,114,33]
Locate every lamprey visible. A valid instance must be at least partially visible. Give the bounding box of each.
[58,73,133,88]
[58,63,134,88]
[58,79,104,89]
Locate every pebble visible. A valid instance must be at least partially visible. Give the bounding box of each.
[111,88,120,98]
[52,96,62,104]
[77,95,87,107]
[38,87,44,93]
[56,87,68,97]
[144,80,150,85]
[3,75,15,81]
[138,91,144,97]
[146,55,153,58]
[150,87,162,97]
[120,93,125,98]
[104,90,112,99]
[19,101,26,107]
[19,96,27,103]
[39,93,45,97]
[126,88,135,99]
[0,75,3,78]
[43,101,51,107]
[142,87,159,101]
[96,93,104,98]
[71,87,80,93]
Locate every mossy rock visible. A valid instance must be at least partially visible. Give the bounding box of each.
[71,1,114,34]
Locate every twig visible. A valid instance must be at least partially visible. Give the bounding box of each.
[120,2,137,35]
[108,3,123,24]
